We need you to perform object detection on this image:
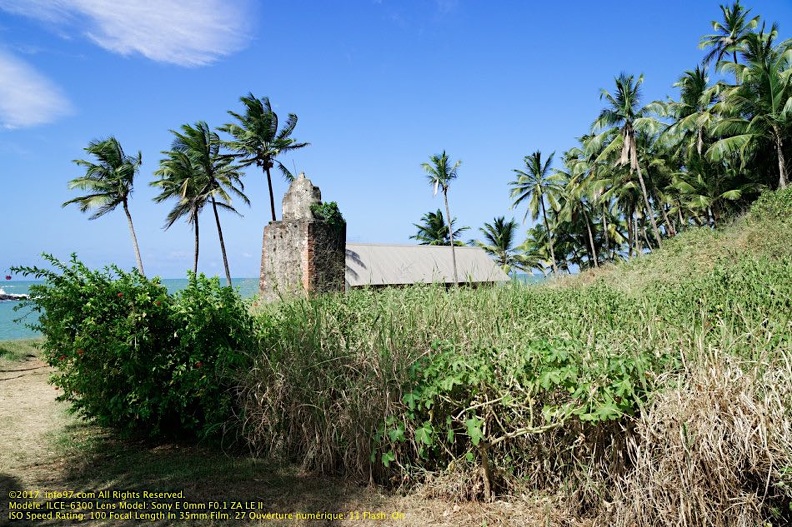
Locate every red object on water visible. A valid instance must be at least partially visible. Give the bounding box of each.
[4,275,10,280]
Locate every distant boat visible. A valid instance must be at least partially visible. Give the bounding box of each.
[0,288,29,301]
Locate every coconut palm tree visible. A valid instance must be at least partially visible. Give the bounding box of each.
[153,122,249,285]
[664,66,721,158]
[699,1,759,69]
[509,151,563,274]
[592,73,664,248]
[63,137,145,275]
[422,151,462,284]
[710,28,791,190]
[555,163,600,269]
[151,150,205,274]
[221,93,308,223]
[475,216,520,274]
[411,209,468,246]
[515,225,552,276]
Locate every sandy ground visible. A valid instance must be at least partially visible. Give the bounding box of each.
[0,357,69,485]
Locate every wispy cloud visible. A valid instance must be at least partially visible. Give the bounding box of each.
[0,0,253,66]
[0,49,71,128]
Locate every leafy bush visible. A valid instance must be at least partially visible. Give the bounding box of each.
[310,201,345,230]
[12,254,256,441]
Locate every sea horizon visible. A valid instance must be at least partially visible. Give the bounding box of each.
[0,277,261,342]
[1,274,544,342]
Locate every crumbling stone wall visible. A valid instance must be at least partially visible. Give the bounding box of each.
[259,174,346,302]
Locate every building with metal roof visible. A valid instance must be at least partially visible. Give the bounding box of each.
[345,243,510,288]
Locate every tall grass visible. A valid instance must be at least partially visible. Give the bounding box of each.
[239,189,792,522]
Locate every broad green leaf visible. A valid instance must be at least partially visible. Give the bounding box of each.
[465,416,484,446]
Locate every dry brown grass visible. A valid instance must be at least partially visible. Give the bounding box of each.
[605,352,792,526]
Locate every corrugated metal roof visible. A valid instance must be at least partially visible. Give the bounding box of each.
[345,243,510,287]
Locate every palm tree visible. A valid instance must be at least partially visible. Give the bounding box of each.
[221,93,308,223]
[664,66,721,158]
[422,151,462,284]
[515,225,552,276]
[63,137,145,275]
[153,122,249,285]
[555,164,600,269]
[411,209,468,246]
[699,1,759,69]
[592,73,664,248]
[509,151,562,274]
[474,216,520,274]
[151,150,205,274]
[710,28,791,189]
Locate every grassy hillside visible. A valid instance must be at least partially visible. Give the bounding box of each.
[562,188,792,293]
[246,189,792,525]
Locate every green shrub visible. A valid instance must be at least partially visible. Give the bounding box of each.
[310,201,345,230]
[12,254,256,441]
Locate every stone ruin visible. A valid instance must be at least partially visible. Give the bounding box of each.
[259,174,346,302]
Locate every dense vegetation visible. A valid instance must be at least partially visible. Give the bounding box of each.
[508,1,792,275]
[245,188,792,524]
[410,1,792,281]
[13,2,792,524]
[14,188,792,525]
[12,256,257,440]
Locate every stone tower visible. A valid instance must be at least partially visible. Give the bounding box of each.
[259,174,346,301]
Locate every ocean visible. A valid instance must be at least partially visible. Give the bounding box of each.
[0,278,260,342]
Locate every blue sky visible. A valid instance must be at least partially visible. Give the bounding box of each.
[2,0,791,279]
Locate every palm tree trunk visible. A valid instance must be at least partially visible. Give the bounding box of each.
[635,164,663,248]
[193,211,200,275]
[584,211,598,268]
[122,201,145,276]
[443,190,459,285]
[211,197,233,286]
[540,200,558,274]
[661,204,675,237]
[773,128,788,189]
[641,224,652,250]
[634,215,642,255]
[265,165,277,222]
[602,208,610,262]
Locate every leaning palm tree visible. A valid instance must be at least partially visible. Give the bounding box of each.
[153,122,249,285]
[411,209,468,246]
[509,151,563,274]
[221,93,308,223]
[592,73,664,248]
[63,137,145,275]
[474,216,520,274]
[422,152,462,284]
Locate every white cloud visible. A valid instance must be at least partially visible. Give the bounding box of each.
[0,49,72,128]
[0,0,252,67]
